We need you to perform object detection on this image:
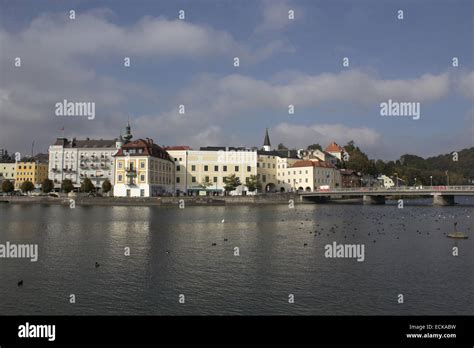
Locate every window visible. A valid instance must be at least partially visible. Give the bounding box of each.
[192,177,196,183]
[214,165,218,171]
[126,189,130,197]
[262,163,266,168]
[235,166,239,172]
[205,176,209,183]
[204,165,208,171]
[262,175,266,183]
[192,165,196,171]
[247,166,251,172]
[176,177,180,183]
[140,162,145,169]
[223,166,227,172]
[118,162,123,169]
[213,177,217,183]
[140,189,145,197]
[177,165,180,171]
[140,174,145,181]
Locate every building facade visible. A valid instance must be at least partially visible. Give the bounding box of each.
[114,138,175,197]
[0,162,16,184]
[48,138,121,190]
[340,169,362,187]
[14,161,49,189]
[277,160,341,192]
[48,122,134,191]
[166,147,258,195]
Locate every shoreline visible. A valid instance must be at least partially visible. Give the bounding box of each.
[0,195,464,207]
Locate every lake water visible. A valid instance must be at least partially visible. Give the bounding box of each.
[0,197,472,315]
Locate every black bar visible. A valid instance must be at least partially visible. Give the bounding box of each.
[0,316,473,346]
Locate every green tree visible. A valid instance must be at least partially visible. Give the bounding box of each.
[277,143,288,150]
[81,178,95,193]
[223,174,241,192]
[307,143,322,151]
[102,179,112,193]
[20,180,35,193]
[61,179,74,193]
[41,178,54,193]
[200,177,214,189]
[1,179,14,194]
[245,175,261,192]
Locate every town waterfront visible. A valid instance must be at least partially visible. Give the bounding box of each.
[0,197,473,315]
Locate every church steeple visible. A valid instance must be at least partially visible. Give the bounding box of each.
[263,128,271,151]
[122,118,133,143]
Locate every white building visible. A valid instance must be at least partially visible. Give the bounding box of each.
[48,123,133,190]
[324,142,345,160]
[277,160,342,192]
[377,175,395,188]
[114,138,175,197]
[48,138,122,190]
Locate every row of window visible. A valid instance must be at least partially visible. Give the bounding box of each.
[54,152,114,159]
[257,163,276,169]
[188,176,249,184]
[117,161,172,171]
[188,165,252,172]
[117,173,172,185]
[279,169,332,177]
[276,178,333,185]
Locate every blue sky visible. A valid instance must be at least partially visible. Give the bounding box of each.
[0,0,473,160]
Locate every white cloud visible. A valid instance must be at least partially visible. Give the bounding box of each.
[255,0,300,34]
[173,70,451,119]
[458,71,474,99]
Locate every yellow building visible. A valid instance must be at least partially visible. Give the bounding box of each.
[114,138,175,197]
[14,161,49,189]
[166,146,258,195]
[258,150,305,192]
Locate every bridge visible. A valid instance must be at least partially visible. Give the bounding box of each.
[298,186,474,205]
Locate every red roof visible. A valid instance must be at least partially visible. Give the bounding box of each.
[290,160,335,168]
[325,142,344,153]
[115,138,172,161]
[164,146,191,150]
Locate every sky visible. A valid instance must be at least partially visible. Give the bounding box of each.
[0,0,473,160]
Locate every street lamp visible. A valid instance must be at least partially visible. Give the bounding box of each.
[446,170,449,186]
[414,177,417,187]
[430,175,433,187]
[394,172,398,187]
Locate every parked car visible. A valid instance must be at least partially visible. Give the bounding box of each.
[48,192,60,197]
